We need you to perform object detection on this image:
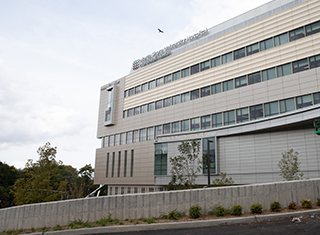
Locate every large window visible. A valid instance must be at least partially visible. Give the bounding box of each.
[191,89,199,100]
[191,117,200,131]
[115,134,120,146]
[141,83,148,92]
[223,79,234,91]
[250,104,263,120]
[224,110,235,126]
[201,60,210,71]
[222,52,233,64]
[133,130,139,143]
[173,71,180,81]
[211,56,221,68]
[164,97,171,107]
[141,104,147,113]
[236,107,249,123]
[181,119,190,132]
[296,94,313,109]
[134,107,140,115]
[234,47,245,60]
[140,128,146,142]
[120,133,126,145]
[262,67,276,81]
[191,64,199,75]
[149,80,156,89]
[109,135,114,147]
[277,63,292,77]
[314,92,320,104]
[264,101,279,117]
[163,123,170,134]
[289,27,305,41]
[212,113,222,128]
[203,137,215,174]
[260,38,273,51]
[164,74,172,84]
[201,86,211,97]
[155,125,162,137]
[126,131,132,144]
[248,72,261,85]
[147,127,154,140]
[154,143,167,175]
[135,85,141,94]
[211,83,221,94]
[181,67,190,78]
[292,58,309,73]
[148,102,155,111]
[274,32,288,46]
[201,115,211,129]
[306,20,320,36]
[235,76,247,88]
[172,121,180,133]
[247,43,259,56]
[173,95,180,105]
[181,92,190,102]
[156,77,164,86]
[129,88,134,96]
[309,55,320,69]
[128,108,133,117]
[280,98,295,113]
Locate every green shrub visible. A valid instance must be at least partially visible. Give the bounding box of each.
[231,204,242,216]
[55,224,62,231]
[317,198,320,206]
[250,203,263,214]
[168,209,184,220]
[212,172,234,186]
[288,201,297,210]
[189,204,201,219]
[270,201,281,212]
[214,205,225,216]
[300,199,312,209]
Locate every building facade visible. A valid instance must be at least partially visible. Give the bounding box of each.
[94,0,320,195]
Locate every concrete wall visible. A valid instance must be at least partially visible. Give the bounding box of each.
[1,178,320,231]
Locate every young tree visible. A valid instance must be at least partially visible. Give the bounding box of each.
[278,149,304,181]
[169,140,202,189]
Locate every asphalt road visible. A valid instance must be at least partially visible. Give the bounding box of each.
[95,216,320,235]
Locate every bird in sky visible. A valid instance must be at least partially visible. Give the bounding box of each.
[158,28,164,33]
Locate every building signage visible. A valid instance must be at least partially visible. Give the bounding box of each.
[157,131,217,142]
[132,29,209,71]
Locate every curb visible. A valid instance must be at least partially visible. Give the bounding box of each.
[23,209,320,235]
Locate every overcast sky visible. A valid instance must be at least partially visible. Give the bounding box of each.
[0,0,271,170]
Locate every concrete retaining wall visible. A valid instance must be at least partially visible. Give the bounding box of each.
[1,178,320,231]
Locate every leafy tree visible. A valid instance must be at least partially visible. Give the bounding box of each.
[278,149,304,181]
[169,140,202,189]
[77,164,97,197]
[212,172,234,186]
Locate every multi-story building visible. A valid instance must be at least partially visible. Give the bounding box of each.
[94,0,320,195]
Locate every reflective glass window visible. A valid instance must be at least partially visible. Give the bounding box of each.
[222,52,233,64]
[280,98,295,113]
[129,88,134,96]
[234,47,245,60]
[309,55,320,69]
[201,115,211,130]
[147,127,154,140]
[292,58,309,73]
[236,107,249,123]
[154,143,167,175]
[164,74,172,84]
[306,20,320,36]
[181,67,190,78]
[262,67,276,81]
[247,43,259,56]
[141,104,147,113]
[314,92,320,104]
[264,101,279,117]
[260,38,273,51]
[201,86,211,97]
[120,133,126,145]
[211,83,221,94]
[139,128,146,142]
[224,110,235,126]
[191,64,199,75]
[149,80,156,89]
[191,89,199,100]
[126,131,132,144]
[248,72,261,85]
[296,94,313,109]
[156,77,164,86]
[250,104,263,120]
[155,100,163,109]
[212,113,222,128]
[123,110,127,118]
[133,130,139,143]
[274,32,289,47]
[164,97,171,107]
[148,102,155,111]
[172,121,180,133]
[235,76,247,88]
[173,71,180,81]
[181,92,190,103]
[277,63,292,77]
[134,107,140,115]
[211,56,221,68]
[124,90,128,98]
[141,83,148,92]
[135,85,141,94]
[201,60,210,71]
[109,135,114,147]
[191,117,200,131]
[163,123,170,134]
[155,125,162,137]
[181,119,190,132]
[104,136,109,148]
[223,79,234,91]
[172,95,180,105]
[128,108,133,117]
[289,27,305,41]
[114,134,120,146]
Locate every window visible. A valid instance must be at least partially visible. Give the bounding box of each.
[129,88,134,96]
[155,125,162,137]
[235,76,247,88]
[309,55,320,69]
[292,58,309,73]
[124,90,128,98]
[173,71,180,81]
[250,104,263,120]
[211,56,221,68]
[191,64,199,75]
[164,97,171,107]
[314,92,320,104]
[306,20,320,36]
[156,77,164,86]
[109,135,114,146]
[106,153,109,177]
[274,32,288,46]
[155,100,163,109]
[103,136,109,148]
[260,38,273,51]
[172,122,180,133]
[262,67,276,81]
[248,72,261,85]
[236,107,249,123]
[190,89,199,100]
[149,80,156,89]
[126,131,132,144]
[111,152,115,177]
[147,127,154,140]
[181,119,190,132]
[201,60,210,71]
[223,79,234,91]
[164,74,172,83]
[296,94,313,109]
[134,107,140,115]
[163,123,170,134]
[280,98,295,113]
[289,27,305,41]
[135,85,141,94]
[154,143,167,175]
[222,52,233,64]
[120,133,126,145]
[203,137,215,174]
[181,92,190,102]
[201,115,211,130]
[211,83,221,94]
[212,113,222,127]
[121,187,124,194]
[141,104,147,113]
[128,108,133,117]
[148,102,155,111]
[130,150,134,177]
[181,67,190,78]
[201,86,211,97]
[247,43,259,56]
[277,63,292,77]
[234,47,245,60]
[123,110,127,118]
[140,128,146,142]
[115,187,118,195]
[134,187,138,193]
[191,118,200,131]
[224,110,235,126]
[141,83,148,92]
[172,95,180,105]
[118,152,121,177]
[127,187,131,194]
[264,101,279,117]
[133,130,139,143]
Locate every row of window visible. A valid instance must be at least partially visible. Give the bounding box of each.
[124,20,320,98]
[103,92,320,148]
[123,54,320,118]
[109,186,165,195]
[106,150,134,178]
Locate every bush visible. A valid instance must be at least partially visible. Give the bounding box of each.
[300,199,312,209]
[189,204,202,219]
[270,201,281,212]
[212,172,234,186]
[317,198,320,206]
[214,206,226,216]
[288,201,297,210]
[231,204,242,216]
[168,209,184,220]
[250,203,263,214]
